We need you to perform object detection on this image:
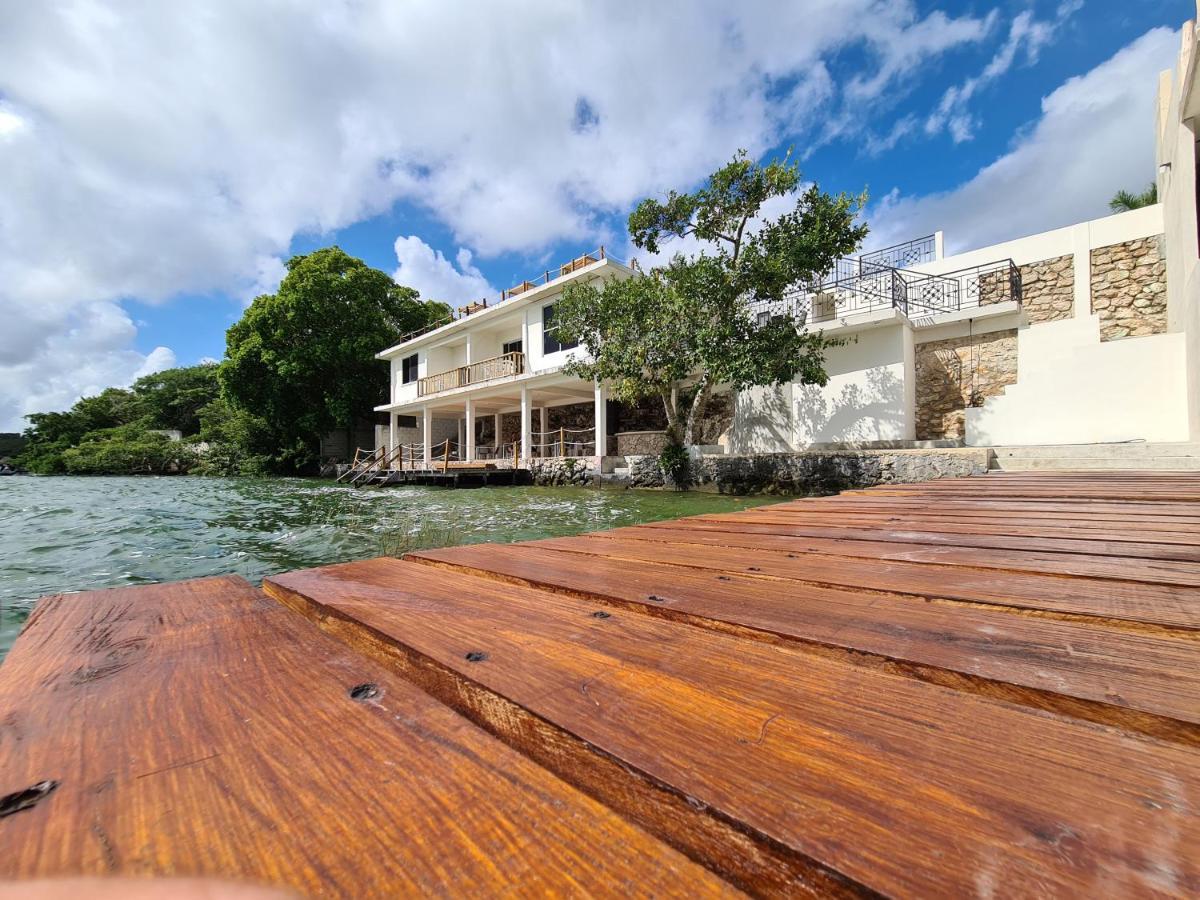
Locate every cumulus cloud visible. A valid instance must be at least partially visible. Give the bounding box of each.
[0,1,1080,427]
[393,236,496,307]
[0,301,175,430]
[869,27,1178,254]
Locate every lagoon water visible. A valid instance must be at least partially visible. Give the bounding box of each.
[0,476,775,659]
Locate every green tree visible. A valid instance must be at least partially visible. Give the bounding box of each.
[1109,182,1158,213]
[130,363,221,434]
[555,150,867,445]
[220,247,451,470]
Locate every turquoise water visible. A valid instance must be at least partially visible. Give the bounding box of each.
[0,476,777,659]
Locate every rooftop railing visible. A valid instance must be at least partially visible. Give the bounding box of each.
[751,257,1021,326]
[392,246,617,347]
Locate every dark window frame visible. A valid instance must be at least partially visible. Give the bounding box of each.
[542,304,579,355]
[502,338,523,356]
[401,353,419,384]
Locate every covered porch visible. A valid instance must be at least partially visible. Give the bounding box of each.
[383,372,610,471]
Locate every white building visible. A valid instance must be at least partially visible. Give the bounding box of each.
[375,13,1200,471]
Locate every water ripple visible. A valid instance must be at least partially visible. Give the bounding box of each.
[0,476,773,659]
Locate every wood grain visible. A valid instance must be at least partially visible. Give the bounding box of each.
[406,541,1200,743]
[266,557,1200,898]
[0,577,737,898]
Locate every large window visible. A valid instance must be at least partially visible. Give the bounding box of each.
[502,338,523,356]
[401,354,418,384]
[542,304,578,355]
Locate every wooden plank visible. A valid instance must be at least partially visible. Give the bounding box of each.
[679,516,1200,562]
[407,542,1200,743]
[802,498,1200,524]
[715,509,1200,545]
[622,522,1200,587]
[0,577,736,898]
[522,533,1200,629]
[265,558,1200,898]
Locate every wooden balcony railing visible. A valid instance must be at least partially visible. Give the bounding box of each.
[417,351,525,397]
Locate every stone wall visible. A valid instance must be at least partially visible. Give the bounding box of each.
[1090,236,1167,341]
[914,330,1018,440]
[615,431,670,455]
[530,456,597,486]
[624,449,990,494]
[1019,254,1074,323]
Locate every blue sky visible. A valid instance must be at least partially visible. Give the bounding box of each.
[0,0,1192,429]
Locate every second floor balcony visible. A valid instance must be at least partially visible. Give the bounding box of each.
[418,351,525,397]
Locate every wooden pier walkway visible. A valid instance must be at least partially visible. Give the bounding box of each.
[2,472,1199,897]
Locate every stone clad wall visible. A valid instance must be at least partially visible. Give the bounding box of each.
[623,449,990,494]
[914,330,1018,440]
[1018,254,1074,323]
[1090,236,1167,341]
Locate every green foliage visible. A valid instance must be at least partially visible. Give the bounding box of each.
[220,246,450,470]
[130,364,220,434]
[0,433,26,460]
[60,424,198,475]
[658,443,692,489]
[557,150,866,445]
[17,364,221,475]
[1109,183,1158,213]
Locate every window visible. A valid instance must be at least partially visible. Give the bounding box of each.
[502,338,523,356]
[397,415,417,428]
[542,304,579,355]
[401,354,418,384]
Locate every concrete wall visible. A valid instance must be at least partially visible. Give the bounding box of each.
[1157,14,1200,438]
[730,321,914,452]
[965,314,1190,445]
[793,323,914,446]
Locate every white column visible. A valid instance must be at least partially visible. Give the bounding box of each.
[493,412,501,453]
[520,387,532,465]
[465,398,476,462]
[464,332,473,366]
[457,418,464,455]
[594,381,608,465]
[422,406,432,466]
[1070,222,1092,319]
[539,406,548,455]
[388,412,397,455]
[933,230,945,261]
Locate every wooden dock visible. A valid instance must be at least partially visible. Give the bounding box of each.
[2,472,1199,897]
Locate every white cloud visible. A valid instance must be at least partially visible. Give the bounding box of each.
[0,301,175,430]
[0,1,1085,428]
[870,27,1178,255]
[926,1,1082,143]
[243,255,287,304]
[393,236,496,307]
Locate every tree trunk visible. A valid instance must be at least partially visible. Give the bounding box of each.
[659,386,683,445]
[683,377,712,447]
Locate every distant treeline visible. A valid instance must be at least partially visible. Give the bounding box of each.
[16,247,450,476]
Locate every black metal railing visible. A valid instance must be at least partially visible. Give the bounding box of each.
[749,258,1020,326]
[860,234,939,270]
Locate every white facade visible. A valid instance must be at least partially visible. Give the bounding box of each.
[375,9,1200,464]
[376,252,629,465]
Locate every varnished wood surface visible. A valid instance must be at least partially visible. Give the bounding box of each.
[266,556,1200,897]
[7,471,1200,897]
[0,577,736,898]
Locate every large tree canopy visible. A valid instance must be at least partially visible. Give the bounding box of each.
[220,247,450,462]
[555,151,867,445]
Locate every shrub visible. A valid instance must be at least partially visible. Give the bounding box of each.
[658,443,692,489]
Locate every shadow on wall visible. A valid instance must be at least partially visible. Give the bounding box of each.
[731,384,793,453]
[794,366,905,444]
